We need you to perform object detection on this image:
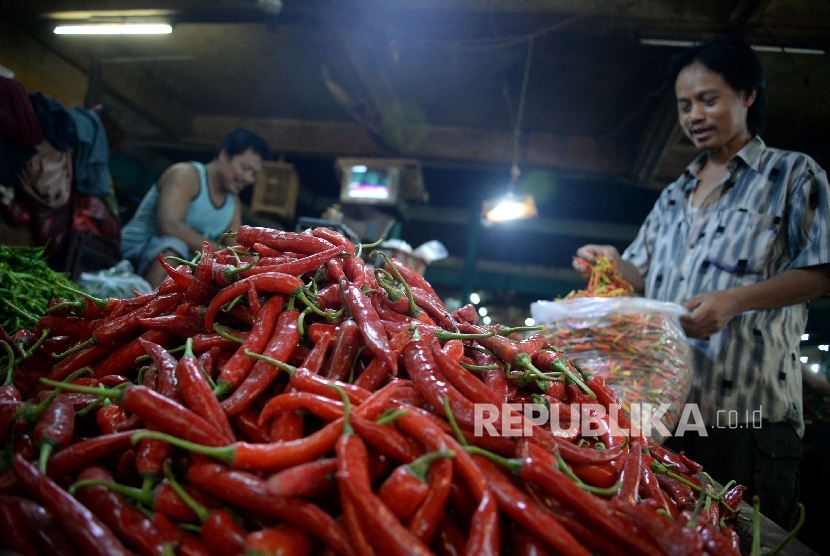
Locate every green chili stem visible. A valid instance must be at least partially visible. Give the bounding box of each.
[1,341,14,386]
[459,362,499,372]
[554,450,622,496]
[130,430,235,465]
[163,459,210,523]
[52,337,96,359]
[212,324,246,344]
[441,396,467,446]
[375,252,422,318]
[750,496,761,556]
[464,445,523,474]
[244,349,296,376]
[329,384,352,435]
[376,408,408,425]
[765,503,805,556]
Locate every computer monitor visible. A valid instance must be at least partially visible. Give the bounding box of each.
[339,162,401,205]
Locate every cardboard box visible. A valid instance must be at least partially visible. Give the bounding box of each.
[250,161,300,223]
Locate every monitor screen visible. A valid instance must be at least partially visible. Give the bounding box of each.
[340,163,400,205]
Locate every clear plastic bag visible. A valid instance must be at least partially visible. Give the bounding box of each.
[531,297,692,445]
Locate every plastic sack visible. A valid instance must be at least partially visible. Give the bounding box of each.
[77,260,152,299]
[530,296,692,445]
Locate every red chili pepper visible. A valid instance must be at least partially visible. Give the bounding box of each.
[614,501,703,556]
[314,282,344,311]
[242,244,343,279]
[177,338,236,442]
[12,454,130,556]
[404,334,485,429]
[229,407,271,443]
[204,273,301,334]
[322,319,360,380]
[340,278,397,375]
[138,313,203,338]
[353,323,414,391]
[157,460,247,556]
[386,257,440,300]
[72,465,172,556]
[43,379,228,447]
[157,252,194,290]
[251,242,283,257]
[184,241,217,305]
[395,407,501,556]
[93,329,171,380]
[187,461,356,556]
[333,389,432,556]
[32,393,75,473]
[244,526,315,556]
[216,298,291,404]
[35,315,103,339]
[0,500,40,556]
[236,226,335,254]
[44,429,136,479]
[96,404,129,435]
[132,379,406,472]
[139,336,182,401]
[265,457,338,498]
[722,483,747,512]
[213,294,285,396]
[517,440,663,556]
[311,226,356,254]
[0,495,79,556]
[655,472,695,511]
[191,330,248,353]
[615,439,642,504]
[93,291,184,345]
[378,449,456,522]
[351,415,424,464]
[340,489,377,556]
[267,326,333,442]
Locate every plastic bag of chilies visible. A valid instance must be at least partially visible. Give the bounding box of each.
[530,296,692,445]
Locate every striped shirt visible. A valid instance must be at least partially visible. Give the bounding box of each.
[623,137,830,436]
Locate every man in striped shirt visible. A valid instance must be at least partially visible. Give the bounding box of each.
[574,35,830,529]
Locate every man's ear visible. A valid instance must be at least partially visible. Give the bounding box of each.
[744,88,757,108]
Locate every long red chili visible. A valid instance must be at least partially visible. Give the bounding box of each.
[12,454,130,556]
[220,307,299,416]
[203,273,301,333]
[340,276,397,373]
[214,294,286,395]
[177,338,236,442]
[41,379,228,447]
[236,226,335,254]
[186,461,356,556]
[71,465,171,556]
[32,393,75,473]
[323,318,362,381]
[265,457,338,498]
[333,387,432,556]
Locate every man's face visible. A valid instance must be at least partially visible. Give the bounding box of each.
[221,148,263,194]
[675,61,755,153]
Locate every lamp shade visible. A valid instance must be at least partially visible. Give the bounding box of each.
[54,23,172,35]
[482,192,538,224]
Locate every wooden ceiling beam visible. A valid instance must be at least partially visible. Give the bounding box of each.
[187,115,629,177]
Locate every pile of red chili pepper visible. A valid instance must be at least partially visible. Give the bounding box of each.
[0,225,754,555]
[565,256,634,299]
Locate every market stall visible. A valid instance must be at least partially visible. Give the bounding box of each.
[0,229,814,555]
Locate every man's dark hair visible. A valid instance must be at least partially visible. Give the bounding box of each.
[215,127,270,160]
[668,35,767,136]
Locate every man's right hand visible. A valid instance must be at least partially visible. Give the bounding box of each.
[573,244,621,277]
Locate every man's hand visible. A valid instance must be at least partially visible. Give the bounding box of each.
[680,290,742,339]
[573,244,621,277]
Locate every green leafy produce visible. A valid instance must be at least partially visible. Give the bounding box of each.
[0,245,77,335]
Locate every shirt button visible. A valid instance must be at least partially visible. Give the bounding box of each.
[678,276,685,282]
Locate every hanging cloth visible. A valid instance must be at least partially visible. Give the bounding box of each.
[68,107,112,196]
[28,92,75,152]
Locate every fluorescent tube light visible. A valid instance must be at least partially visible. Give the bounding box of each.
[54,23,172,35]
[640,38,824,56]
